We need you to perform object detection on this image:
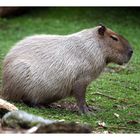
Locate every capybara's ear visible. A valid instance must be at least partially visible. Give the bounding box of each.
[98,24,106,36]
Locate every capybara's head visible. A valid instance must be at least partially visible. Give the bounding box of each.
[97,24,133,65]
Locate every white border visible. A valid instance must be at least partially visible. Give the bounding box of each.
[0,134,140,140]
[0,0,140,138]
[0,0,140,6]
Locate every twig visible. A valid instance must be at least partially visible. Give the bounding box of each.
[92,92,128,103]
[107,126,140,132]
[127,113,140,117]
[96,125,140,133]
[126,103,140,108]
[93,92,117,100]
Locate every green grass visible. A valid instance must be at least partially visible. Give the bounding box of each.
[0,7,140,133]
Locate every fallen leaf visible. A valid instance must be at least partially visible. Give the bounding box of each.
[26,126,39,133]
[103,131,109,134]
[97,121,107,128]
[114,113,120,118]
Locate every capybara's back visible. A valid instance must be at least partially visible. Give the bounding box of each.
[2,35,82,105]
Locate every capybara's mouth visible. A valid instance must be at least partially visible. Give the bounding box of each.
[117,61,124,65]
[117,59,130,65]
[121,57,132,65]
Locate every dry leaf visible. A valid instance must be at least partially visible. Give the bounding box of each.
[114,113,120,118]
[97,121,107,128]
[103,131,109,134]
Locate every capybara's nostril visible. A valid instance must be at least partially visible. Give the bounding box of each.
[128,49,133,57]
[130,50,133,54]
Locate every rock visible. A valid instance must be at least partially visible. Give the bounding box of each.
[1,110,92,133]
[0,7,20,17]
[1,110,55,129]
[0,7,28,17]
[31,122,92,133]
[0,98,18,118]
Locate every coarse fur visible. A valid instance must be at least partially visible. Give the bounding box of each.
[1,25,133,113]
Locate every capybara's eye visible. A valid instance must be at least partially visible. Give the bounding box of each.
[110,35,118,41]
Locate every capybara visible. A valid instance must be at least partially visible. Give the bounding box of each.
[1,25,133,114]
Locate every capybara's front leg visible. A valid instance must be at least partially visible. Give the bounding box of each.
[72,81,93,114]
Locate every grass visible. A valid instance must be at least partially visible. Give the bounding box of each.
[0,7,140,133]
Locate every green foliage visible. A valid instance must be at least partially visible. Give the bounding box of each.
[0,8,140,133]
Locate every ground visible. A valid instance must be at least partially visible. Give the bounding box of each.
[0,7,140,133]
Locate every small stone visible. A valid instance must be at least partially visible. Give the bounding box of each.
[1,110,92,133]
[97,121,107,128]
[103,131,109,134]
